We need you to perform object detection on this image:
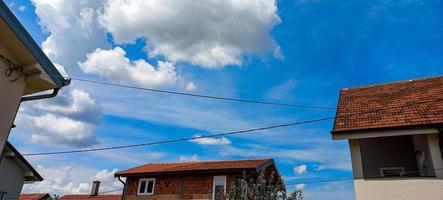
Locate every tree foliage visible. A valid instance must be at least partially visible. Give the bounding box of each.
[219,171,303,200]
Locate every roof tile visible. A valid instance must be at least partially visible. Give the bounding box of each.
[116,158,273,176]
[332,75,443,132]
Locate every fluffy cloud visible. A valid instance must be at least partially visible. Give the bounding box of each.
[32,89,101,124]
[28,114,97,147]
[179,154,200,162]
[17,89,101,148]
[23,165,121,195]
[32,0,109,73]
[294,164,308,175]
[79,47,178,88]
[191,134,232,145]
[99,0,281,68]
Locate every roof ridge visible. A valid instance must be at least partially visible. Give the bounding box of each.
[145,157,273,165]
[342,74,443,91]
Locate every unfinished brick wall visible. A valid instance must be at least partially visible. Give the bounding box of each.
[125,175,235,200]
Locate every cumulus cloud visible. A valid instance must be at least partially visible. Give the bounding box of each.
[17,89,101,148]
[79,47,178,88]
[23,165,121,195]
[191,135,232,145]
[28,114,97,147]
[294,164,308,175]
[99,0,281,68]
[179,154,200,162]
[33,89,101,124]
[31,0,109,73]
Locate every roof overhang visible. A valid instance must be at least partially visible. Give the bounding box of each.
[0,1,69,95]
[115,167,259,178]
[332,126,440,140]
[3,142,43,182]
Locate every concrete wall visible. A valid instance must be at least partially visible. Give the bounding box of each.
[354,178,443,200]
[0,156,26,199]
[0,45,26,157]
[359,135,419,177]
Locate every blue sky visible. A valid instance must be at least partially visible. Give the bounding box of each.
[5,0,443,199]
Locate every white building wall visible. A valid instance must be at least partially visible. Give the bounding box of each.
[0,156,26,199]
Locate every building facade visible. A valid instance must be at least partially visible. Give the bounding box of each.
[0,142,43,200]
[0,0,69,159]
[332,75,443,200]
[115,158,281,200]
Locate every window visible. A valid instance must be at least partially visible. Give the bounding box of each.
[0,192,6,200]
[138,178,155,195]
[212,176,226,200]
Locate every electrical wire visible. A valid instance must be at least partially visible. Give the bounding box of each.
[20,96,443,156]
[285,168,443,186]
[21,117,335,156]
[18,67,335,110]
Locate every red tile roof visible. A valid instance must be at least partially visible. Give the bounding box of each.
[332,75,443,133]
[19,193,50,200]
[116,158,274,176]
[59,195,121,200]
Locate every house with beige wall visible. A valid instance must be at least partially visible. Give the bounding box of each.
[0,142,43,200]
[0,1,69,158]
[331,75,443,200]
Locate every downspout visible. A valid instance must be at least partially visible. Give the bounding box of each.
[439,128,443,160]
[118,176,126,200]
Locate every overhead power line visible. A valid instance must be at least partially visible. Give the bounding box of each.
[21,117,335,156]
[20,97,443,156]
[21,70,335,110]
[285,168,443,186]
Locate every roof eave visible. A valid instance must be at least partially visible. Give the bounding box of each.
[0,1,68,88]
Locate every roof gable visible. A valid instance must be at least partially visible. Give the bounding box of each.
[332,75,443,133]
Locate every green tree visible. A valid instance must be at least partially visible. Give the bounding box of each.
[222,171,303,200]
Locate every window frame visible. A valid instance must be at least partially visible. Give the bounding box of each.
[212,175,227,200]
[137,178,156,195]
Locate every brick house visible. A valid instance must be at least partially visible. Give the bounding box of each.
[115,158,280,200]
[331,75,443,200]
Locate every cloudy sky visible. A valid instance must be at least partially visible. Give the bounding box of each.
[5,0,443,199]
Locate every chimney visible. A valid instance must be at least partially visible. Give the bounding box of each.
[90,181,100,196]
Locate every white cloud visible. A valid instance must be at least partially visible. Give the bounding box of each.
[185,82,197,91]
[33,89,101,124]
[191,134,232,145]
[28,113,97,148]
[19,5,26,12]
[99,0,281,68]
[179,154,200,162]
[23,165,121,195]
[17,89,102,148]
[294,164,308,175]
[31,0,109,74]
[296,183,305,190]
[79,47,178,88]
